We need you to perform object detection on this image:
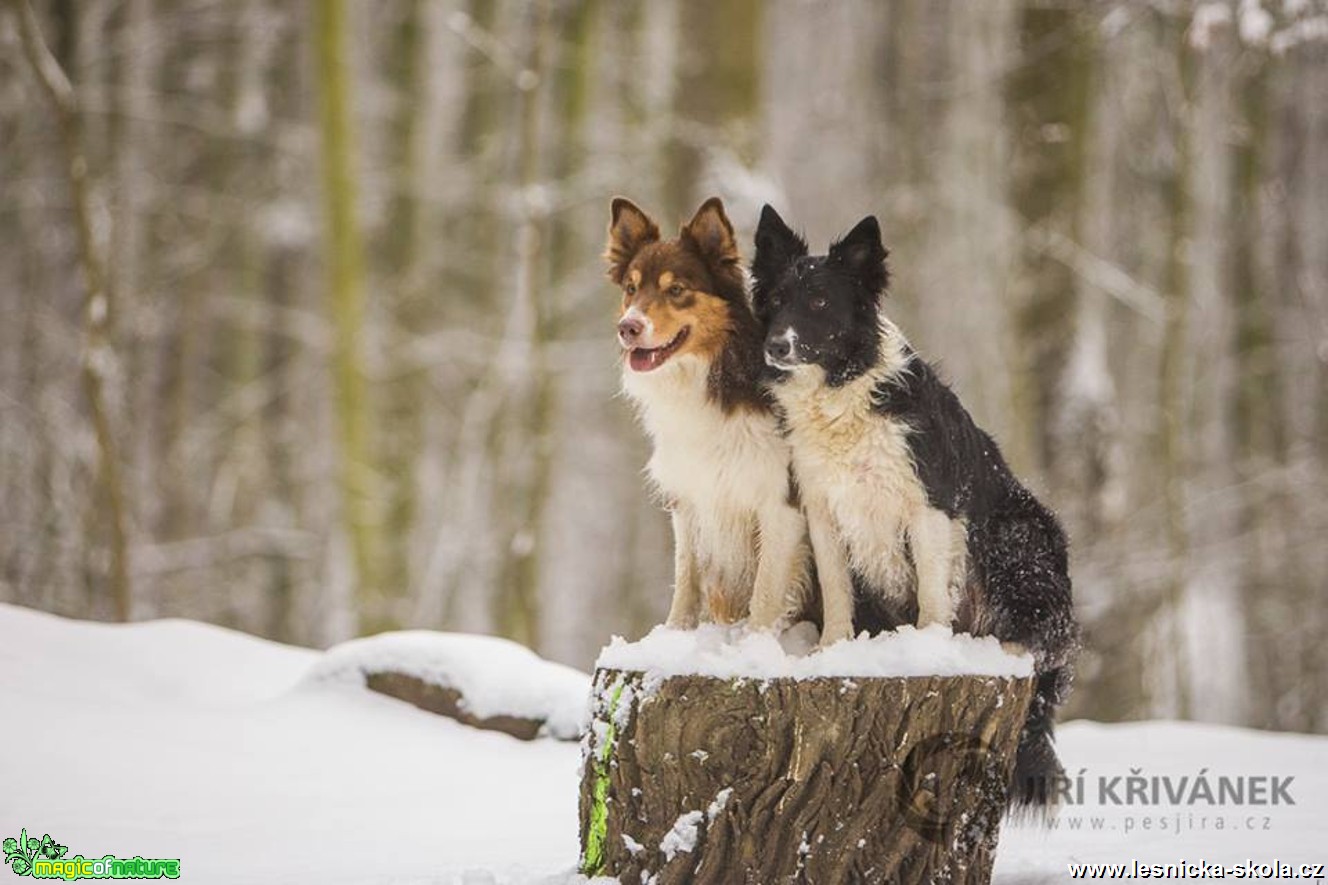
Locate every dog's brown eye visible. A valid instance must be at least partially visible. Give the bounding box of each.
[810,296,828,310]
[625,283,637,295]
[669,284,684,297]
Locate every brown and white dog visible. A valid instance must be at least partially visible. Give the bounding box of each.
[606,197,811,632]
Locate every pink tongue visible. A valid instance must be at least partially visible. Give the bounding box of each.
[630,347,662,372]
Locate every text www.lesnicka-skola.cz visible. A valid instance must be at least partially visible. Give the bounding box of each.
[1068,861,1326,880]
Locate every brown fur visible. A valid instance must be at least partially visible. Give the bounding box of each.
[706,588,748,624]
[604,199,661,285]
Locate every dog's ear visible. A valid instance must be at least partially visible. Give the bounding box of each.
[751,204,808,295]
[681,197,739,268]
[605,198,660,284]
[828,215,889,297]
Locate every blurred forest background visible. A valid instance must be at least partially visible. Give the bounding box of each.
[1,0,1326,733]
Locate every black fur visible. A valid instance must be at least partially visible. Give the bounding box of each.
[708,296,775,416]
[752,207,890,387]
[752,204,1080,813]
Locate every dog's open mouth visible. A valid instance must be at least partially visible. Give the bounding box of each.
[628,326,690,372]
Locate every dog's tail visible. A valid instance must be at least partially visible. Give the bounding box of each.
[1008,667,1069,818]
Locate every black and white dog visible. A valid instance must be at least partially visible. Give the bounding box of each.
[751,205,1079,809]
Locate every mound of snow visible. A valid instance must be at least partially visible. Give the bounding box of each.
[0,601,316,704]
[596,622,1033,682]
[305,630,591,739]
[0,604,585,884]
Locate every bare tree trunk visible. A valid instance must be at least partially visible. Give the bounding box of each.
[417,0,511,637]
[9,0,133,621]
[314,0,378,633]
[1266,42,1328,732]
[924,0,1019,452]
[115,0,157,548]
[1056,13,1145,723]
[1155,8,1194,719]
[1230,42,1283,731]
[1006,2,1094,476]
[379,0,428,630]
[492,0,551,649]
[1179,23,1247,724]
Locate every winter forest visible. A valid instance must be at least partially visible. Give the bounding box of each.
[2,0,1326,737]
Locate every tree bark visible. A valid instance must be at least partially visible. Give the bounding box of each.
[314,0,379,633]
[1156,8,1195,720]
[580,668,1034,885]
[1007,2,1093,476]
[378,0,428,632]
[491,0,551,650]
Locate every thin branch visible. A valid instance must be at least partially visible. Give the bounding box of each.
[10,0,76,114]
[446,9,539,89]
[8,0,133,620]
[1024,221,1169,324]
[133,528,320,577]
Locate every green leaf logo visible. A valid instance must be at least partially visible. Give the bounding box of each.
[2,828,61,877]
[38,835,66,862]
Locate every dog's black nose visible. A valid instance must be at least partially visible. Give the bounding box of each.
[765,336,792,362]
[618,316,644,344]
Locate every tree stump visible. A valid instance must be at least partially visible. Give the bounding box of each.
[578,668,1034,885]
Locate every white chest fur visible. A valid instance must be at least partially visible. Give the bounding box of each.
[622,356,795,603]
[624,358,790,506]
[774,362,923,597]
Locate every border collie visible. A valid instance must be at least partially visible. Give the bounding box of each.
[605,197,811,631]
[750,205,1079,809]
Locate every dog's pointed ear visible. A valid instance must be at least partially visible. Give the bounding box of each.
[829,215,889,296]
[751,204,808,294]
[605,197,660,284]
[681,197,739,268]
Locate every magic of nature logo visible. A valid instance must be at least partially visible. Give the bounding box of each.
[3,829,180,880]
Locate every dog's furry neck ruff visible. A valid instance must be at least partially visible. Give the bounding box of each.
[775,316,912,414]
[623,349,771,427]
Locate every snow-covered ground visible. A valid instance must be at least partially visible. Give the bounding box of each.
[2,603,1324,884]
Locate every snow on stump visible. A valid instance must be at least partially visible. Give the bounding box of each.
[578,624,1035,884]
[305,631,590,741]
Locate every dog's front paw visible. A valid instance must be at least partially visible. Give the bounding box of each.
[916,607,954,631]
[665,612,699,630]
[745,599,789,634]
[744,616,784,635]
[817,619,854,649]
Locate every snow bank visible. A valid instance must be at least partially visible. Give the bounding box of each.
[595,622,1033,682]
[0,603,583,885]
[304,629,591,739]
[0,601,316,704]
